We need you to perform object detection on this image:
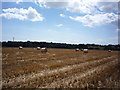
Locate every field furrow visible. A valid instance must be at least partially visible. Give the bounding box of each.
[43,59,118,88]
[2,48,119,88]
[2,56,117,88]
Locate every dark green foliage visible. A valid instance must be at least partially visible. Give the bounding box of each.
[2,41,120,51]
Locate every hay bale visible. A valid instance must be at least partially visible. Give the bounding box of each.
[83,49,88,53]
[41,47,47,53]
[37,47,41,50]
[75,48,80,52]
[19,46,23,49]
[108,50,112,52]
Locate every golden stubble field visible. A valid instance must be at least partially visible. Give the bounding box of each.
[2,48,120,88]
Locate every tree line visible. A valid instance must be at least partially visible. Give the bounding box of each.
[1,41,120,51]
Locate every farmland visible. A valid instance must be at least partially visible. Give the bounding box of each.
[2,48,120,89]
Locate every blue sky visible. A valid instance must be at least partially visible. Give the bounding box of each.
[1,0,119,45]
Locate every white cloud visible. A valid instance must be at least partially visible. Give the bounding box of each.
[66,1,119,27]
[97,2,118,14]
[34,0,97,14]
[60,14,65,17]
[1,0,119,27]
[33,0,119,14]
[34,0,68,8]
[16,0,23,4]
[34,0,49,8]
[0,7,44,22]
[56,24,63,27]
[69,13,118,27]
[66,0,119,14]
[32,0,119,28]
[66,0,98,14]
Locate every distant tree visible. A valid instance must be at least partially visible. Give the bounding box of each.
[2,41,120,51]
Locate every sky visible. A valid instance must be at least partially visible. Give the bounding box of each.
[0,0,120,45]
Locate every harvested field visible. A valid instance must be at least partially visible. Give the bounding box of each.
[2,48,120,89]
